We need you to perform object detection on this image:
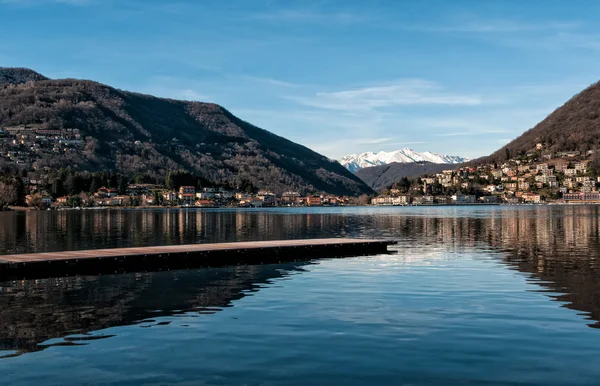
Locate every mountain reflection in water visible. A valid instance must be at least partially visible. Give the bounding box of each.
[0,205,599,358]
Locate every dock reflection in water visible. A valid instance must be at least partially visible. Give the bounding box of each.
[0,262,310,357]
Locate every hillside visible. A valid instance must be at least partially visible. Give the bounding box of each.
[0,68,372,196]
[355,162,453,191]
[488,80,600,162]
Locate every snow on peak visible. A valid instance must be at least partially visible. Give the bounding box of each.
[339,148,470,173]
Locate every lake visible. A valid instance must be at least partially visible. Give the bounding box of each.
[1,205,600,385]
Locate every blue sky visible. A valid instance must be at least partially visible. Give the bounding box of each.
[1,0,600,159]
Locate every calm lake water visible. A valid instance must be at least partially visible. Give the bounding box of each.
[1,206,600,385]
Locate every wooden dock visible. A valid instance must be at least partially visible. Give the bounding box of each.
[0,238,396,280]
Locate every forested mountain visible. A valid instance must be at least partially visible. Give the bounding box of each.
[0,68,372,196]
[487,80,600,162]
[355,162,454,191]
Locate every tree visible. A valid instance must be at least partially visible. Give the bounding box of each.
[0,181,18,209]
[118,176,128,195]
[52,178,64,197]
[590,151,600,175]
[65,174,85,195]
[153,191,163,206]
[134,173,154,184]
[67,195,82,208]
[239,179,257,194]
[58,167,71,181]
[89,177,98,194]
[396,177,411,193]
[357,194,370,206]
[13,177,25,206]
[26,192,45,209]
[109,174,118,188]
[165,170,196,190]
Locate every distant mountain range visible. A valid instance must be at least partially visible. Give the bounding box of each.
[362,79,600,191]
[340,148,470,173]
[0,67,372,196]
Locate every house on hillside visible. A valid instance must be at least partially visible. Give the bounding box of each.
[55,196,70,206]
[195,199,215,208]
[575,161,590,172]
[257,191,277,206]
[451,195,476,204]
[491,170,503,179]
[162,191,177,202]
[179,193,196,206]
[522,193,542,203]
[179,186,196,195]
[564,192,600,202]
[564,169,578,177]
[554,162,569,172]
[42,195,53,206]
[96,187,118,198]
[480,196,500,203]
[281,191,301,205]
[306,196,322,206]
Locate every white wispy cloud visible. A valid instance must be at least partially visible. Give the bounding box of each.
[357,137,394,145]
[503,31,600,51]
[250,9,367,24]
[1,0,92,5]
[304,138,416,157]
[412,17,600,52]
[135,76,211,102]
[237,75,301,88]
[401,17,600,53]
[435,131,472,137]
[408,19,580,34]
[288,79,482,112]
[176,89,206,101]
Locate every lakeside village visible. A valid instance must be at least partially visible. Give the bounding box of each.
[25,185,352,209]
[372,143,600,206]
[0,125,356,209]
[2,125,600,208]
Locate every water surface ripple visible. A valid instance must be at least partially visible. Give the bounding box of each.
[1,206,599,385]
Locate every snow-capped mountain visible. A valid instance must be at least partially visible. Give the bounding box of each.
[340,148,470,173]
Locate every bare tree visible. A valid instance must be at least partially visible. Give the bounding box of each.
[0,181,18,209]
[26,192,45,210]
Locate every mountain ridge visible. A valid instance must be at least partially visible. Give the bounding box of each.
[340,148,470,173]
[0,67,49,85]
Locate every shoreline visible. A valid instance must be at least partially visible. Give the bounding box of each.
[5,201,600,213]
